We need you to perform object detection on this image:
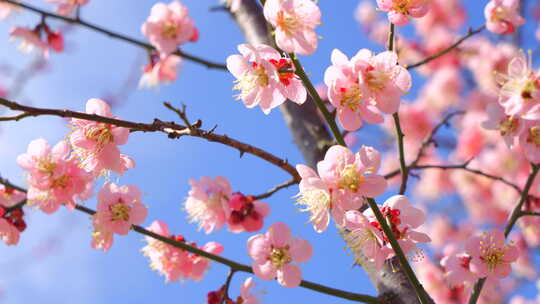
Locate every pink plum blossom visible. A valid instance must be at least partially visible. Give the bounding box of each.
[141,1,198,55]
[184,176,231,234]
[227,44,306,114]
[0,185,26,208]
[226,193,270,233]
[139,54,181,88]
[239,277,260,304]
[69,98,135,175]
[0,218,20,246]
[496,54,540,120]
[247,222,312,287]
[324,49,410,130]
[344,210,392,268]
[9,27,49,57]
[440,253,478,287]
[482,103,522,148]
[518,121,540,164]
[363,195,431,260]
[357,50,411,114]
[91,214,114,252]
[465,229,519,278]
[376,0,431,26]
[324,49,384,131]
[47,0,89,16]
[295,145,387,232]
[95,182,147,235]
[17,139,93,213]
[142,220,224,282]
[0,1,20,20]
[484,0,525,35]
[263,0,321,55]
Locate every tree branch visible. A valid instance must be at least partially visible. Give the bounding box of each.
[0,97,300,180]
[0,0,227,70]
[252,178,297,200]
[0,178,382,304]
[407,25,485,70]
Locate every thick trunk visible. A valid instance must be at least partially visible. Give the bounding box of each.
[229,1,427,303]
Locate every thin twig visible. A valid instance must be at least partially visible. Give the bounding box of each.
[219,269,236,304]
[521,211,540,217]
[0,0,227,70]
[0,97,300,180]
[408,163,522,194]
[253,178,298,200]
[407,25,486,70]
[0,178,382,304]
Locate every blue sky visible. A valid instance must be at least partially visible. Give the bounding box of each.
[0,0,538,303]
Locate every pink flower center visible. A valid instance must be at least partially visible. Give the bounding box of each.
[499,116,519,136]
[51,175,69,189]
[85,124,114,149]
[110,202,131,222]
[526,126,540,147]
[276,10,301,36]
[37,158,56,175]
[337,165,365,192]
[480,247,505,271]
[365,65,390,91]
[392,0,412,14]
[161,20,180,39]
[339,84,363,111]
[269,246,292,268]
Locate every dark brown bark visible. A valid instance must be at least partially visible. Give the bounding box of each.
[229,1,428,303]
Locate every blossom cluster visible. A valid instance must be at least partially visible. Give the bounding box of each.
[0,186,26,246]
[142,220,223,283]
[296,145,387,232]
[324,49,411,131]
[184,176,270,234]
[227,44,307,114]
[140,1,198,88]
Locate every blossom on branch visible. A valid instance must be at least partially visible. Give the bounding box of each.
[69,98,135,176]
[0,185,26,208]
[263,0,321,55]
[184,176,231,234]
[94,182,147,235]
[227,44,306,114]
[17,139,93,213]
[247,222,312,287]
[142,220,224,282]
[296,145,387,232]
[141,1,198,55]
[376,0,431,26]
[139,53,181,88]
[226,192,270,233]
[47,0,89,16]
[465,229,519,279]
[346,195,430,267]
[484,0,524,35]
[10,27,49,58]
[324,49,410,131]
